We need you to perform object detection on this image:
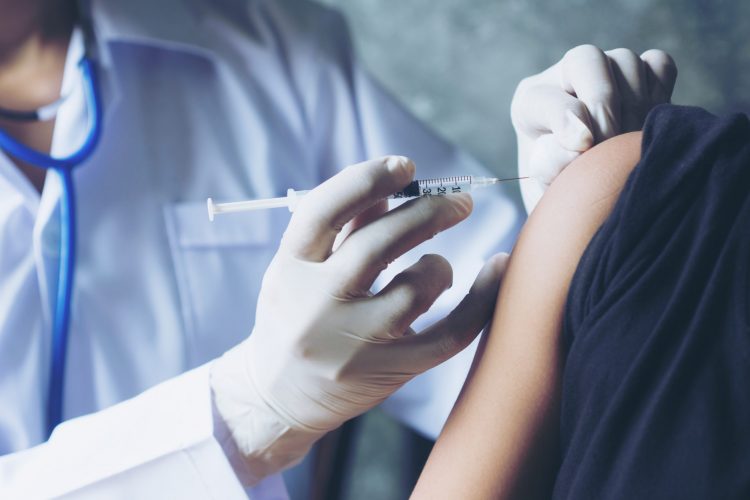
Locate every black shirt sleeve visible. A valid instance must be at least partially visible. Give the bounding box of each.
[554,104,750,500]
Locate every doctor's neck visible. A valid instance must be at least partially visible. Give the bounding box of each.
[0,0,76,193]
[0,0,75,67]
[0,0,75,109]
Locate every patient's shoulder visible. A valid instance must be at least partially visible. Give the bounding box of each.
[539,132,643,215]
[412,134,645,500]
[509,132,643,300]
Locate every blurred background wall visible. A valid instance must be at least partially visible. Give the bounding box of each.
[320,0,750,180]
[304,0,750,498]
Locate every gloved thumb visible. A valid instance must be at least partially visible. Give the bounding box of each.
[385,252,510,375]
[555,107,594,153]
[523,134,580,214]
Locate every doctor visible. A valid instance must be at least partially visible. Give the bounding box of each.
[0,0,676,497]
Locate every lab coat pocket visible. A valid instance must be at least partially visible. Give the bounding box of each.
[164,201,279,365]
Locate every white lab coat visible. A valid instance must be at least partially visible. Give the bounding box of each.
[0,0,522,497]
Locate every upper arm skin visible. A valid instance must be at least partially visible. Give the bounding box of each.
[412,132,643,500]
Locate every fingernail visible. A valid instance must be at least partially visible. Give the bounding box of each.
[563,110,594,151]
[385,155,415,178]
[485,252,510,280]
[493,252,510,272]
[470,252,509,294]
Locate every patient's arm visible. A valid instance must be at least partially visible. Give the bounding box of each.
[412,132,643,499]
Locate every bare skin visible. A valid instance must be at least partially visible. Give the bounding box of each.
[412,132,643,499]
[0,0,75,192]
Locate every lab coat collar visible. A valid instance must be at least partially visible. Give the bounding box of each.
[91,0,206,65]
[89,0,261,66]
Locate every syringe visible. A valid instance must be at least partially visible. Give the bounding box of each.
[207,175,527,221]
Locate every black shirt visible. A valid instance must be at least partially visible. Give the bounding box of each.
[554,105,750,500]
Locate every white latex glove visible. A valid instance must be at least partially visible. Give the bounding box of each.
[511,44,678,213]
[210,156,508,484]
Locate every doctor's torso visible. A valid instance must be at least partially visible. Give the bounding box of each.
[0,0,521,452]
[0,0,325,450]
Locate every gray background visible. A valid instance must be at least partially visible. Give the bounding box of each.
[308,0,750,498]
[321,0,750,180]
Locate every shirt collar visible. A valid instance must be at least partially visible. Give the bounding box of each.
[89,0,221,65]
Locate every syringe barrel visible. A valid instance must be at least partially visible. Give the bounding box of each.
[389,175,479,199]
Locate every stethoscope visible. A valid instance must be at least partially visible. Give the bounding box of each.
[0,17,103,438]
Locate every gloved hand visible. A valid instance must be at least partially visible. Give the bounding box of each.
[511,44,677,213]
[210,156,508,484]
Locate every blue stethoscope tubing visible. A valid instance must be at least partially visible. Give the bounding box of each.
[0,56,103,438]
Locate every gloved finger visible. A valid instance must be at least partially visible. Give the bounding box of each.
[382,253,509,375]
[364,254,453,340]
[511,81,595,152]
[520,133,580,213]
[605,48,650,132]
[640,49,677,104]
[560,44,621,141]
[283,156,415,262]
[528,133,581,186]
[520,176,546,216]
[333,199,388,252]
[331,194,472,295]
